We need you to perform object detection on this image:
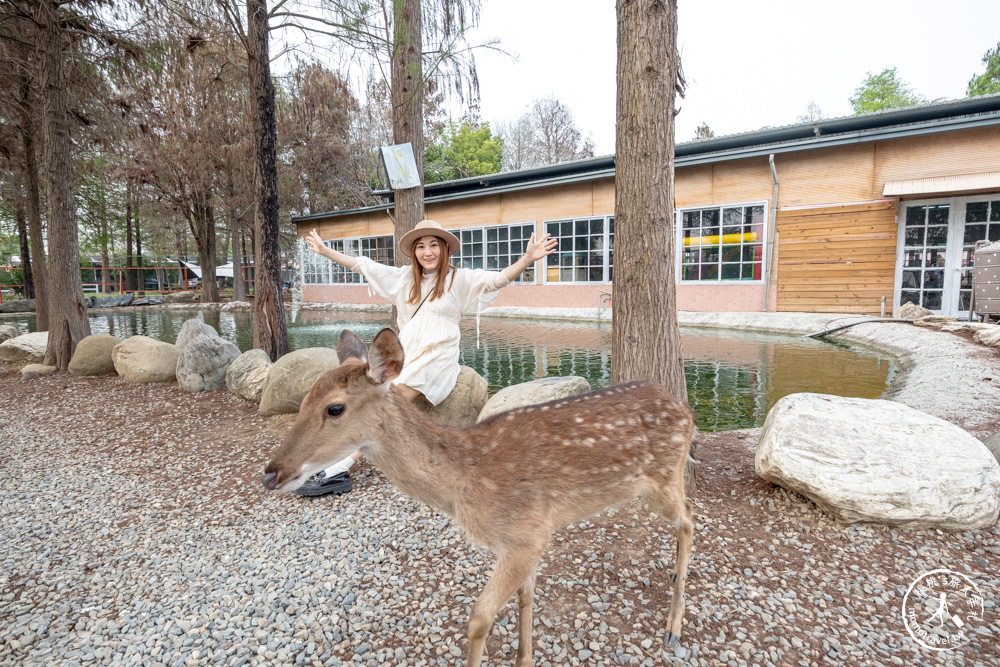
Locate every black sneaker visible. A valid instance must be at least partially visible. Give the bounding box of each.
[293,471,352,496]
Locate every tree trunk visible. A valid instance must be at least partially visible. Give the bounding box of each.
[232,222,246,302]
[612,0,685,399]
[14,185,34,299]
[125,197,134,291]
[37,0,90,368]
[191,192,220,302]
[246,0,289,360]
[390,0,425,263]
[20,72,46,324]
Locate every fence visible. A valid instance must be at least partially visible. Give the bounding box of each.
[0,265,264,303]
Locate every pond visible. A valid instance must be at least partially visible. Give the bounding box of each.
[2,308,897,431]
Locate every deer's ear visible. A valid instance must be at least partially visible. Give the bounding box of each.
[367,328,404,384]
[337,329,369,364]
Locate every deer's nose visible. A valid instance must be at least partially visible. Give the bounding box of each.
[261,471,279,490]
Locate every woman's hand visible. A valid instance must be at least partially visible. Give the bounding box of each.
[525,232,558,262]
[306,228,326,256]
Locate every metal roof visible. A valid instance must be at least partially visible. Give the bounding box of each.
[292,94,1000,224]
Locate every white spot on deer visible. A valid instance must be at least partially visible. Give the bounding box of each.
[615,420,625,426]
[575,417,584,423]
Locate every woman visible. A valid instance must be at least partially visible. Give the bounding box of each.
[294,219,557,496]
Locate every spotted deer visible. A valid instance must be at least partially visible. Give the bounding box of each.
[262,328,696,667]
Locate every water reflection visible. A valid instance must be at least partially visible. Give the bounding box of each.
[2,309,895,431]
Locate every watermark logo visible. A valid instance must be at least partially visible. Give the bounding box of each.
[902,569,985,651]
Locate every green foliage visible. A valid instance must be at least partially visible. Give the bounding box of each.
[424,120,504,183]
[968,41,1000,97]
[0,268,24,297]
[849,67,925,114]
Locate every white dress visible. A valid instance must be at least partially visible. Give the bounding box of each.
[353,256,511,405]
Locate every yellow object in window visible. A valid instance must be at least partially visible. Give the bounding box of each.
[683,232,758,247]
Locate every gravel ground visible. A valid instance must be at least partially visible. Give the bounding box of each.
[2,315,999,667]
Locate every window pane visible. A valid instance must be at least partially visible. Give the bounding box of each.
[923,291,942,309]
[926,226,948,247]
[905,206,926,226]
[721,263,740,280]
[904,228,925,246]
[498,227,508,241]
[487,228,497,242]
[700,264,718,280]
[575,219,589,236]
[966,202,988,223]
[965,224,987,244]
[992,202,1000,222]
[901,270,920,289]
[590,218,603,235]
[924,270,944,289]
[990,225,1000,242]
[721,245,741,262]
[928,205,949,225]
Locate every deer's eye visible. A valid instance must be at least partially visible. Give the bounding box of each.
[327,404,345,417]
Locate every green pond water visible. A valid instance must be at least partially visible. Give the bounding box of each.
[2,308,897,431]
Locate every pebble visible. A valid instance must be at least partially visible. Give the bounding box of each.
[1,374,998,666]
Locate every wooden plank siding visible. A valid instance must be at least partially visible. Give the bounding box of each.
[775,200,897,314]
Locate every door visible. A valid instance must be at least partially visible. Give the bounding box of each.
[896,196,1000,318]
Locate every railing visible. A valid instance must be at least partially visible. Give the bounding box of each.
[598,289,613,318]
[1,265,260,303]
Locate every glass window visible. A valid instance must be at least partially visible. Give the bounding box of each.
[453,223,537,283]
[301,234,394,285]
[678,203,766,283]
[543,216,614,283]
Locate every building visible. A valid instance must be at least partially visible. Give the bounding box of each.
[294,94,1000,317]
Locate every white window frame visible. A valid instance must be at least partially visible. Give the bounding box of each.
[676,201,768,284]
[543,215,614,285]
[894,194,1000,316]
[453,222,538,284]
[301,234,394,285]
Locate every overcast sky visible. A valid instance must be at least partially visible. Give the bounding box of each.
[467,0,1000,155]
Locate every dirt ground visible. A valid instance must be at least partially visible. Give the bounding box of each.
[2,361,999,664]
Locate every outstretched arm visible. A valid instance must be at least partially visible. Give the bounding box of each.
[503,232,558,282]
[305,229,359,270]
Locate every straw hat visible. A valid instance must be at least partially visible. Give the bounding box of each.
[398,219,460,259]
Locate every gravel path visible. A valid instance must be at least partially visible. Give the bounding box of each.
[2,315,999,666]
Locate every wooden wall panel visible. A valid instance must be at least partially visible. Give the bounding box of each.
[874,127,1000,190]
[775,200,897,314]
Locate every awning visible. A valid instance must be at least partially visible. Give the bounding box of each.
[883,171,1000,197]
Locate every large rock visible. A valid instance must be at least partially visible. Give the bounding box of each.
[259,347,341,417]
[974,325,1000,348]
[0,324,19,343]
[20,363,57,380]
[912,314,958,327]
[112,336,179,383]
[417,366,489,427]
[0,331,47,367]
[755,393,1000,530]
[893,302,931,319]
[226,349,272,403]
[164,291,199,304]
[0,298,35,313]
[174,319,241,392]
[222,301,252,311]
[68,334,121,376]
[985,431,1000,465]
[478,375,592,422]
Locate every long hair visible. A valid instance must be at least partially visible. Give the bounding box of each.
[407,243,457,304]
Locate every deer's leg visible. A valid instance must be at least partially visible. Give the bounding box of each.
[665,499,694,647]
[647,482,694,648]
[467,546,545,667]
[514,570,537,667]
